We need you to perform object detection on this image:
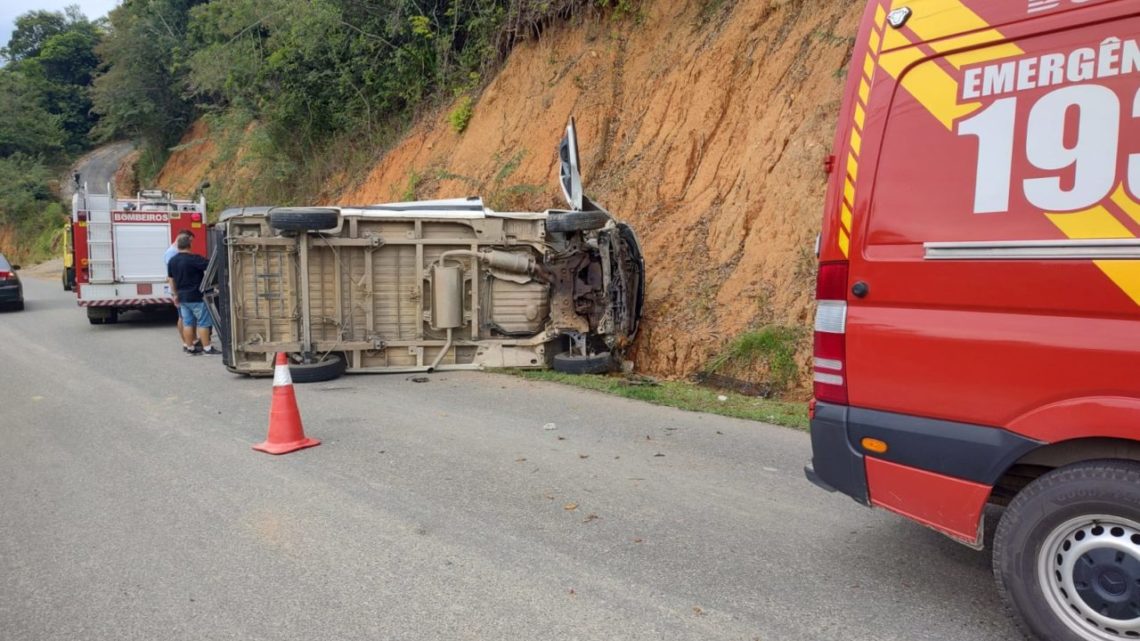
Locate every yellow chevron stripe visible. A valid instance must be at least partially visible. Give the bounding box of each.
[1111,184,1140,227]
[835,2,888,260]
[943,34,1023,69]
[1047,189,1140,306]
[1046,206,1134,239]
[876,7,1024,132]
[879,38,980,129]
[1094,261,1140,306]
[891,0,982,32]
[897,0,1021,61]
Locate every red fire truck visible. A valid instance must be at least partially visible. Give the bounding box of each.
[70,184,207,324]
[805,1,1140,640]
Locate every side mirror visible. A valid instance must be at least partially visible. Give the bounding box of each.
[12,265,21,271]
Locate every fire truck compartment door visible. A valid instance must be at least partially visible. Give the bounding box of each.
[114,223,170,282]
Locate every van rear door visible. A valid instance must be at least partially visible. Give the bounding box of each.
[845,1,1140,435]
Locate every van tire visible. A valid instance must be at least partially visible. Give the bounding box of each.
[547,210,610,233]
[268,208,340,232]
[289,353,347,383]
[993,460,1140,641]
[552,351,614,375]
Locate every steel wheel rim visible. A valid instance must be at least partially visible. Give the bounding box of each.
[1038,515,1140,640]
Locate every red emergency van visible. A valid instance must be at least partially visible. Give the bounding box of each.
[805,1,1140,639]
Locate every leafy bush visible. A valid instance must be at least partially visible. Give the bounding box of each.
[449,96,475,133]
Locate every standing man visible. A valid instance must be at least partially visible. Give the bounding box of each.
[164,231,196,349]
[167,234,219,355]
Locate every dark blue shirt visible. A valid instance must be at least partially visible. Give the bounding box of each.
[167,252,209,303]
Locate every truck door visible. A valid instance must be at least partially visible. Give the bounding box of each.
[113,217,171,283]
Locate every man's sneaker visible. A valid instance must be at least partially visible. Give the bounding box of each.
[184,345,200,355]
[201,346,221,355]
[193,338,203,349]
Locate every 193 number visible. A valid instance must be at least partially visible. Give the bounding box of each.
[958,85,1138,214]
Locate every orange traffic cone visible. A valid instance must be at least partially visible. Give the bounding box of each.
[253,353,320,455]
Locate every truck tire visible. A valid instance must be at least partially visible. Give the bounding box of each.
[546,210,610,233]
[993,460,1140,641]
[62,267,74,291]
[552,351,614,375]
[267,208,339,232]
[289,353,347,383]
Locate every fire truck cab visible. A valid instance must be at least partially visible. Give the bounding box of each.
[805,1,1140,640]
[71,185,208,324]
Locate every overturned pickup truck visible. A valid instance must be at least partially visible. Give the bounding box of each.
[204,120,643,382]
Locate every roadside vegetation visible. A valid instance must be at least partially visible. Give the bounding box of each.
[509,370,809,430]
[0,8,102,263]
[91,0,641,209]
[0,1,639,260]
[702,325,807,397]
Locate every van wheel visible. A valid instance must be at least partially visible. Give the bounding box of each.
[267,208,339,232]
[546,210,610,233]
[288,353,347,383]
[993,461,1140,641]
[552,351,614,375]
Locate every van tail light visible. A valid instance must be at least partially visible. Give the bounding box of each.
[813,261,849,405]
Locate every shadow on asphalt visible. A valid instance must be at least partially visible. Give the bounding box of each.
[837,507,1008,604]
[90,309,179,327]
[4,297,74,312]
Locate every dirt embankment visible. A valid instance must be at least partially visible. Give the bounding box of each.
[156,0,861,385]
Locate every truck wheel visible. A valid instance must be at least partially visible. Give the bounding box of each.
[288,353,346,383]
[993,460,1140,641]
[87,308,107,325]
[552,351,614,375]
[267,208,339,232]
[546,210,610,233]
[62,267,74,291]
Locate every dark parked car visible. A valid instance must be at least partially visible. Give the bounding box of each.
[0,253,24,311]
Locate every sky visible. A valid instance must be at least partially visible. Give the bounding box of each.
[1,0,119,55]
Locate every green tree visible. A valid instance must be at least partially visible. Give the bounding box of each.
[3,10,67,61]
[92,0,203,151]
[4,7,103,152]
[0,70,65,158]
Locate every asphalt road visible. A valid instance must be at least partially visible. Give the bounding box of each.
[62,141,135,199]
[1,275,1020,641]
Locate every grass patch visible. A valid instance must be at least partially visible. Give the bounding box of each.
[705,325,806,395]
[506,370,808,430]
